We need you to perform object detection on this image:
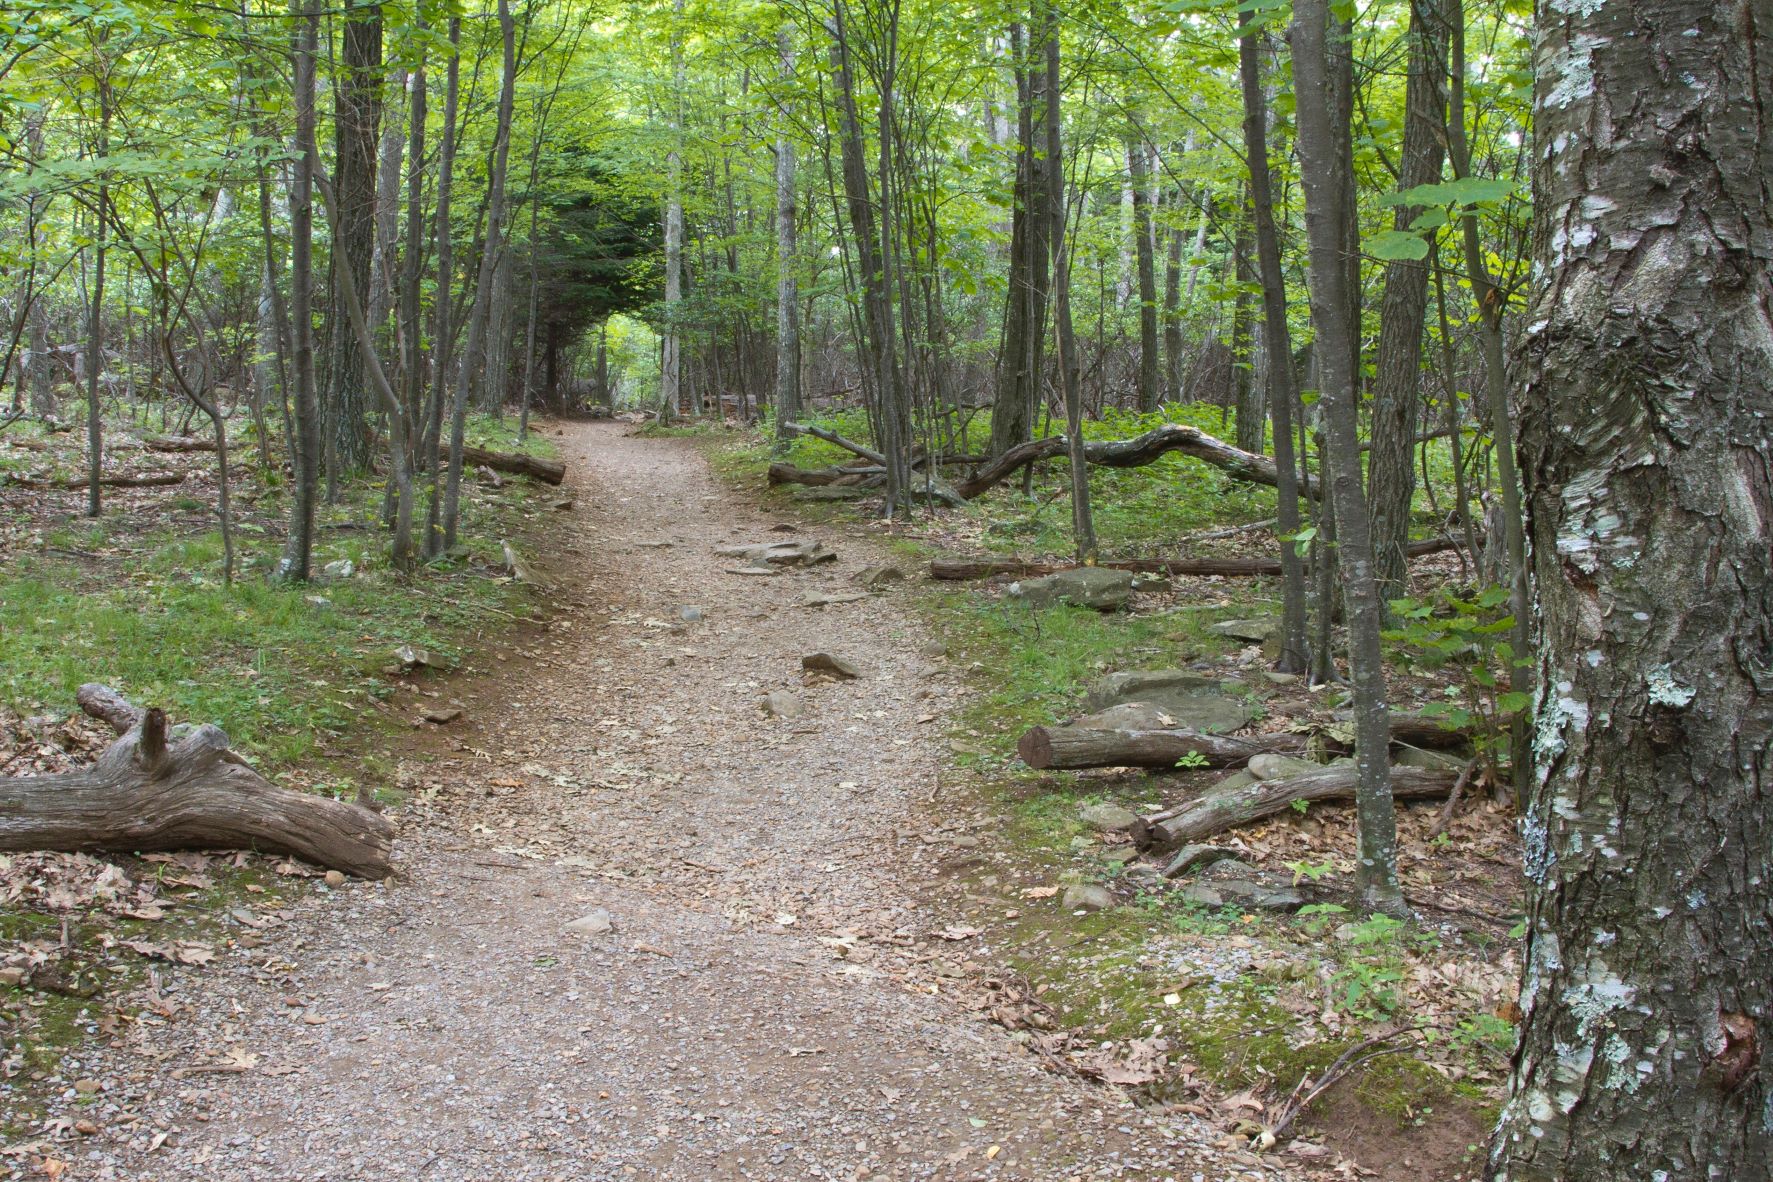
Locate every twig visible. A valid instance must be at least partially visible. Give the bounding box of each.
[1269,1024,1442,1139]
[1435,757,1482,831]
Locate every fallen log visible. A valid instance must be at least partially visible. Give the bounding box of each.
[1018,726,1306,770]
[955,423,1320,501]
[0,685,395,877]
[932,536,1461,582]
[1019,711,1473,771]
[1132,766,1459,850]
[767,461,880,487]
[459,444,564,485]
[6,471,186,490]
[144,435,217,453]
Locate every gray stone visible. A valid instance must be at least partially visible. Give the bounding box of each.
[1248,753,1324,781]
[802,652,862,680]
[1009,567,1136,611]
[1262,671,1302,685]
[1393,743,1470,772]
[1179,884,1224,908]
[1061,883,1116,912]
[1211,617,1279,643]
[678,605,705,622]
[1131,574,1173,594]
[565,909,613,936]
[761,691,804,719]
[1210,879,1307,912]
[1085,670,1240,711]
[1208,769,1259,793]
[321,558,355,580]
[856,565,908,589]
[1078,802,1138,831]
[1077,670,1258,735]
[1162,844,1241,878]
[1100,846,1140,867]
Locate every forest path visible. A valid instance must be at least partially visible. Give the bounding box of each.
[85,423,1274,1182]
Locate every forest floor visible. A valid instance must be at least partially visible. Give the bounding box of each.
[2,421,1373,1181]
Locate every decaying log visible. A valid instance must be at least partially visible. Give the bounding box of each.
[767,461,880,487]
[1019,711,1473,771]
[144,435,218,453]
[6,471,187,490]
[955,423,1320,501]
[1018,726,1306,770]
[931,536,1462,582]
[459,444,564,485]
[1131,766,1459,849]
[0,685,394,877]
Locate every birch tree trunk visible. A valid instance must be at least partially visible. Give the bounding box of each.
[277,0,321,581]
[1489,2,1773,1177]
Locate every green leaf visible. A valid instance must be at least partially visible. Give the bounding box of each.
[1367,230,1430,261]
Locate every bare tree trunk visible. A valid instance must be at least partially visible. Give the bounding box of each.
[441,0,516,553]
[366,66,406,362]
[1129,135,1159,413]
[1043,1,1093,560]
[1368,0,1449,604]
[1291,0,1404,915]
[772,26,801,448]
[987,21,1048,463]
[1490,1,1773,1176]
[658,0,686,424]
[1161,186,1184,402]
[422,18,462,558]
[1239,12,1309,675]
[83,58,112,520]
[278,0,321,581]
[393,18,428,564]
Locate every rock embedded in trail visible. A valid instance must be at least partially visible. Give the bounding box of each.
[1210,617,1279,643]
[1008,567,1136,611]
[761,691,805,718]
[801,652,862,680]
[1078,801,1139,831]
[564,910,613,936]
[856,565,907,590]
[715,539,836,568]
[1062,883,1117,912]
[1247,753,1324,781]
[1161,843,1242,878]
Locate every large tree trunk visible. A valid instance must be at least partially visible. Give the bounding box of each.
[1488,2,1773,1178]
[322,0,383,488]
[987,23,1047,462]
[1292,0,1404,915]
[0,687,393,878]
[1367,0,1449,604]
[659,0,686,424]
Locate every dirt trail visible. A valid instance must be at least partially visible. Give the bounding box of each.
[66,423,1291,1181]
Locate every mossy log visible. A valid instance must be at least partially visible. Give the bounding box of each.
[0,685,394,877]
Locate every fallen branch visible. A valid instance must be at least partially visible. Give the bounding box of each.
[767,461,880,487]
[1131,766,1458,850]
[931,537,1462,582]
[783,421,884,465]
[956,423,1319,501]
[460,444,563,485]
[0,685,395,877]
[6,471,186,490]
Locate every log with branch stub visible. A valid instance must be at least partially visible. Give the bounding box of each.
[931,536,1463,582]
[0,685,394,877]
[955,423,1321,501]
[766,461,880,487]
[1130,765,1459,850]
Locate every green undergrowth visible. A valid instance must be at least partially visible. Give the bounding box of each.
[0,413,550,770]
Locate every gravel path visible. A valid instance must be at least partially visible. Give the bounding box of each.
[37,423,1304,1182]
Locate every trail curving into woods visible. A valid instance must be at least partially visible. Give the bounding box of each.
[59,423,1311,1181]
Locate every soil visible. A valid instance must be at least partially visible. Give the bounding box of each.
[8,423,1338,1180]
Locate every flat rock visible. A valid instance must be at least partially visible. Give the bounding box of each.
[1211,617,1279,643]
[800,591,868,608]
[1061,883,1116,912]
[761,691,804,718]
[678,605,705,622]
[423,706,464,725]
[1162,844,1241,878]
[715,539,836,567]
[856,565,907,589]
[564,910,613,936]
[1084,670,1243,712]
[1394,743,1470,772]
[1181,878,1304,912]
[1078,802,1138,831]
[1247,753,1324,780]
[1072,676,1258,735]
[1008,567,1136,611]
[802,652,862,680]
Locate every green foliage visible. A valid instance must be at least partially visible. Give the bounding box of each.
[1385,585,1529,775]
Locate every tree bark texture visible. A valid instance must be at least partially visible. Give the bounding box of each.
[1489,3,1773,1178]
[277,0,321,582]
[773,27,802,449]
[1129,137,1160,413]
[1132,766,1457,851]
